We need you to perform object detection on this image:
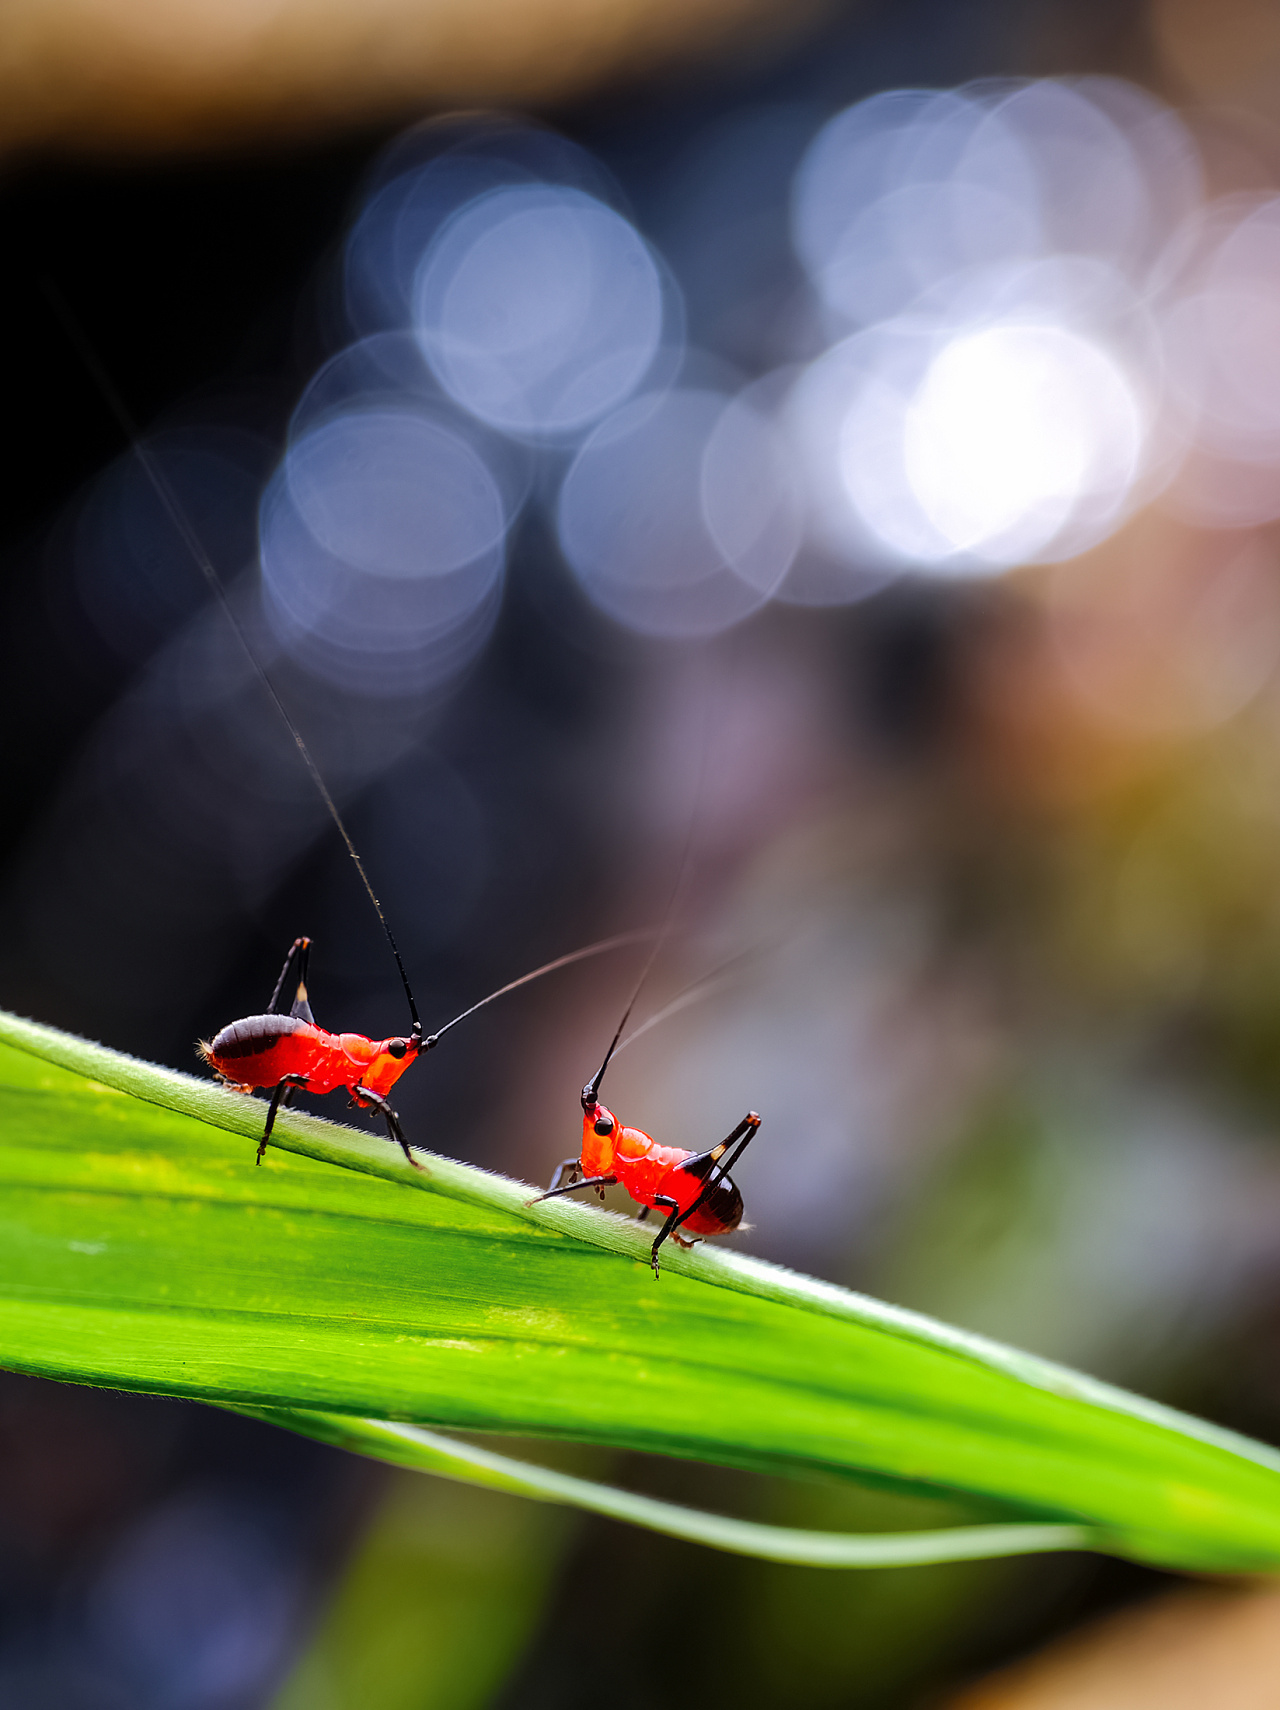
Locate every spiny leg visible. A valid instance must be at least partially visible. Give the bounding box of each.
[547,1157,584,1194]
[257,1074,309,1164]
[526,1174,617,1207]
[354,1085,423,1171]
[538,1157,615,1203]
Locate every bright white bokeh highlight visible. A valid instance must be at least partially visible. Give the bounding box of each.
[263,91,1280,655]
[778,78,1208,586]
[414,184,666,437]
[901,324,1143,565]
[785,291,1150,577]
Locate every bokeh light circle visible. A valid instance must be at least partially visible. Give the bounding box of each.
[261,405,507,695]
[344,123,614,337]
[901,323,1144,565]
[414,184,666,437]
[787,306,1146,578]
[285,408,507,578]
[784,325,939,574]
[700,389,803,596]
[556,388,794,637]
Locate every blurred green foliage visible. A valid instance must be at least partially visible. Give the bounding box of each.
[272,1474,569,1710]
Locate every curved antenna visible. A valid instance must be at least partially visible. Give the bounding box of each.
[610,943,761,1060]
[582,969,650,1106]
[582,870,682,1106]
[43,281,423,1039]
[583,722,712,1106]
[424,928,655,1047]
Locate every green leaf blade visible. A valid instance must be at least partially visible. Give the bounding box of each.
[0,1011,1279,1573]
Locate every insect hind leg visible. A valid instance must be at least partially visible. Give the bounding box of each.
[681,1113,760,1221]
[267,937,315,1023]
[651,1112,761,1265]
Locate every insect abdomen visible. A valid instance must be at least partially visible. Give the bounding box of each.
[202,1014,323,1087]
[207,1013,308,1059]
[680,1175,743,1235]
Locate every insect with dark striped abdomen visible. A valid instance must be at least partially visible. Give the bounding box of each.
[202,930,644,1169]
[42,289,648,1179]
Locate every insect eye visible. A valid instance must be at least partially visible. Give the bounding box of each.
[387,1039,408,1059]
[594,1116,614,1137]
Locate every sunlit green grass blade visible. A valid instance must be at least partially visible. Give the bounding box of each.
[242,1407,1091,1566]
[1,1007,1279,1573]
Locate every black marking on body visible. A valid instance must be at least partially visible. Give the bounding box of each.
[209,1013,308,1061]
[696,1177,743,1230]
[676,1153,744,1229]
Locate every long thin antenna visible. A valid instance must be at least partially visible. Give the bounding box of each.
[583,716,712,1106]
[581,933,662,1105]
[582,842,691,1103]
[610,943,760,1060]
[425,928,654,1046]
[43,281,423,1037]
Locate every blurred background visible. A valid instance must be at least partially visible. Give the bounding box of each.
[8,0,1280,1703]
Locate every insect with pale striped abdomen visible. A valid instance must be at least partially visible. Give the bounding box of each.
[202,929,645,1168]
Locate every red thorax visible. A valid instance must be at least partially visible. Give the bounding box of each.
[580,1099,738,1235]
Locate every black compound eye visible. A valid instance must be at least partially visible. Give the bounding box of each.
[593,1116,615,1137]
[387,1039,409,1059]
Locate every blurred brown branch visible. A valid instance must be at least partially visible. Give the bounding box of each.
[946,1579,1280,1710]
[0,0,827,162]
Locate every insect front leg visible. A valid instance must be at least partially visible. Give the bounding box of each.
[352,1085,424,1171]
[541,1157,613,1203]
[526,1172,618,1207]
[257,1074,309,1164]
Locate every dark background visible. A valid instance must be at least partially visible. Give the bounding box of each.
[3,0,1273,1705]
